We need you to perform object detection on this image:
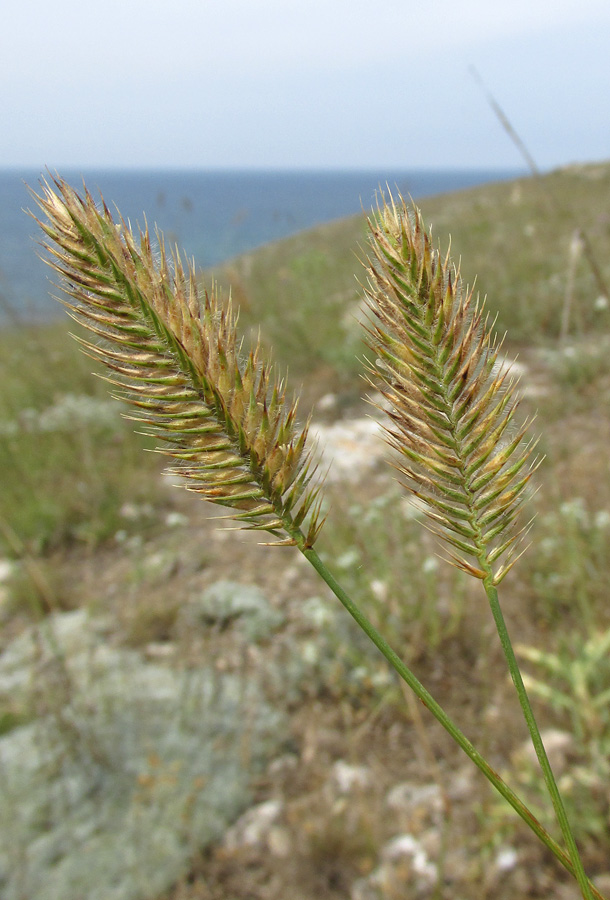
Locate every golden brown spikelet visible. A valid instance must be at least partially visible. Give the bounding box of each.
[365,193,539,585]
[31,176,325,548]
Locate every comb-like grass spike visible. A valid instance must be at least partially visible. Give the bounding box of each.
[31,176,325,549]
[364,193,537,584]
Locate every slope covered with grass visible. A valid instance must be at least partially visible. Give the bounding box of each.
[214,162,610,387]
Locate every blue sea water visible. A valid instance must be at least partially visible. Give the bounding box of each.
[0,168,519,322]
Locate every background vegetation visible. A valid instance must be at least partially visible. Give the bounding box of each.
[0,162,609,898]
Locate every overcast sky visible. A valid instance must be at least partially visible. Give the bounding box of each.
[1,0,608,171]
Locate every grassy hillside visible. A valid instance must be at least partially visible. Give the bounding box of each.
[212,162,610,389]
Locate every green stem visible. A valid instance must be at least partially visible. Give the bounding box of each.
[483,576,594,900]
[297,541,605,899]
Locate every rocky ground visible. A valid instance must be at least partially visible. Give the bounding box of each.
[0,348,609,900]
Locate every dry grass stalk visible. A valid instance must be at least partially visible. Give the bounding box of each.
[365,194,539,585]
[31,176,324,547]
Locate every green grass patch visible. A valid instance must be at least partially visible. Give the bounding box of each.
[0,323,166,554]
[212,164,610,384]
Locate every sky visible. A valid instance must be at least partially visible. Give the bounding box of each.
[1,0,609,171]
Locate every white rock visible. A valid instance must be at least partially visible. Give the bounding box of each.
[223,799,283,850]
[495,846,519,871]
[381,834,437,882]
[301,596,336,628]
[317,393,338,412]
[331,760,371,793]
[309,418,384,483]
[0,560,14,583]
[370,580,387,601]
[165,511,188,527]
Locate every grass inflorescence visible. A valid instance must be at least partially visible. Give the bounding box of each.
[364,195,539,585]
[32,176,325,549]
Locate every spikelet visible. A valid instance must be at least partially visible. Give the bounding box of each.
[31,176,325,548]
[364,194,539,585]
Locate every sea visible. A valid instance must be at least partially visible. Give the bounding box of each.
[0,168,520,323]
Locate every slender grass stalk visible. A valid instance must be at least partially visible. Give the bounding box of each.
[302,544,604,898]
[31,177,604,898]
[483,576,595,900]
[364,192,594,900]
